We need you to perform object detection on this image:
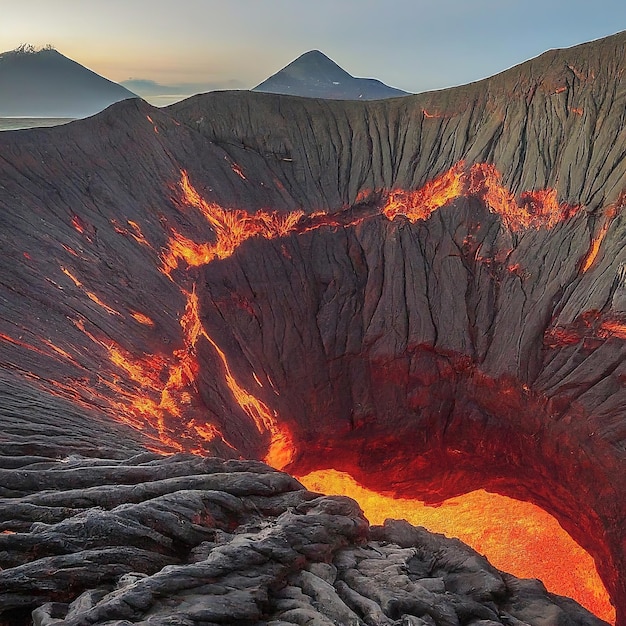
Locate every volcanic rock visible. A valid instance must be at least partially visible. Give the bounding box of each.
[0,30,625,625]
[0,44,136,118]
[253,49,408,99]
[0,453,606,626]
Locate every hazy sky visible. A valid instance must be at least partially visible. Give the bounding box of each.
[2,0,626,103]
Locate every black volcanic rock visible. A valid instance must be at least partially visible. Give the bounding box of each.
[254,49,408,100]
[0,453,606,626]
[0,31,626,625]
[0,45,136,118]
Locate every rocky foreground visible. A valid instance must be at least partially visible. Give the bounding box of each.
[0,451,606,626]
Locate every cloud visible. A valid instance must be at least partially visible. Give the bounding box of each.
[121,78,244,99]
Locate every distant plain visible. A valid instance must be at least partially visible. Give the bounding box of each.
[0,117,74,131]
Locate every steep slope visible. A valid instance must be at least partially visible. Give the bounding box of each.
[254,49,408,99]
[0,31,626,624]
[0,45,136,118]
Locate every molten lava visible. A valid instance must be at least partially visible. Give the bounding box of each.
[581,206,618,272]
[161,170,304,276]
[382,162,466,222]
[177,288,293,469]
[380,161,580,230]
[545,309,626,348]
[164,163,581,278]
[299,470,615,625]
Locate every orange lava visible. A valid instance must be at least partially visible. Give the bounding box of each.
[600,319,626,340]
[61,267,122,316]
[182,288,293,469]
[88,288,247,454]
[71,215,85,234]
[467,164,579,230]
[544,310,626,348]
[381,162,580,231]
[382,162,466,222]
[581,207,617,272]
[162,170,303,276]
[4,166,619,622]
[229,161,247,180]
[127,220,153,248]
[46,282,293,465]
[164,165,583,279]
[299,469,615,625]
[130,311,155,326]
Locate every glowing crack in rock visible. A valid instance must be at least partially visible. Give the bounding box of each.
[581,204,619,272]
[164,164,584,279]
[161,170,304,276]
[180,288,294,469]
[381,161,580,231]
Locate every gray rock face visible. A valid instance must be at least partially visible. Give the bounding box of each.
[0,453,606,626]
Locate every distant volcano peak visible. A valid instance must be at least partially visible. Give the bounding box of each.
[284,50,352,78]
[0,45,136,118]
[254,49,408,100]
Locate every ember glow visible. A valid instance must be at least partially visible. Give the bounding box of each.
[57,284,294,463]
[381,161,580,230]
[299,470,615,625]
[581,206,618,272]
[544,309,626,348]
[130,311,155,326]
[165,163,581,278]
[382,162,466,222]
[178,288,294,469]
[161,170,303,276]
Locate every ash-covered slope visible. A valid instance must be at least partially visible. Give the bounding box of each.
[254,49,408,99]
[0,31,626,624]
[0,45,136,118]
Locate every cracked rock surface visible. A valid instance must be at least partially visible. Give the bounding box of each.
[0,453,606,626]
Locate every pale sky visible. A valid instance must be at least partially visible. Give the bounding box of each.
[2,0,626,104]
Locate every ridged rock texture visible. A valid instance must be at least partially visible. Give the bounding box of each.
[0,452,608,626]
[1,30,626,625]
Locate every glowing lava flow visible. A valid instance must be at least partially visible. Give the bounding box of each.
[545,310,626,348]
[61,267,122,316]
[581,206,618,272]
[382,162,466,222]
[51,283,294,464]
[381,162,580,230]
[56,282,294,466]
[161,170,304,276]
[164,163,582,278]
[177,288,294,469]
[150,166,599,467]
[299,470,615,625]
[1,162,619,617]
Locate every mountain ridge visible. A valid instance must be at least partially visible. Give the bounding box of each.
[254,49,408,100]
[0,45,136,118]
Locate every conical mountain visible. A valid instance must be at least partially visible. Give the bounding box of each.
[253,49,408,100]
[0,45,136,118]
